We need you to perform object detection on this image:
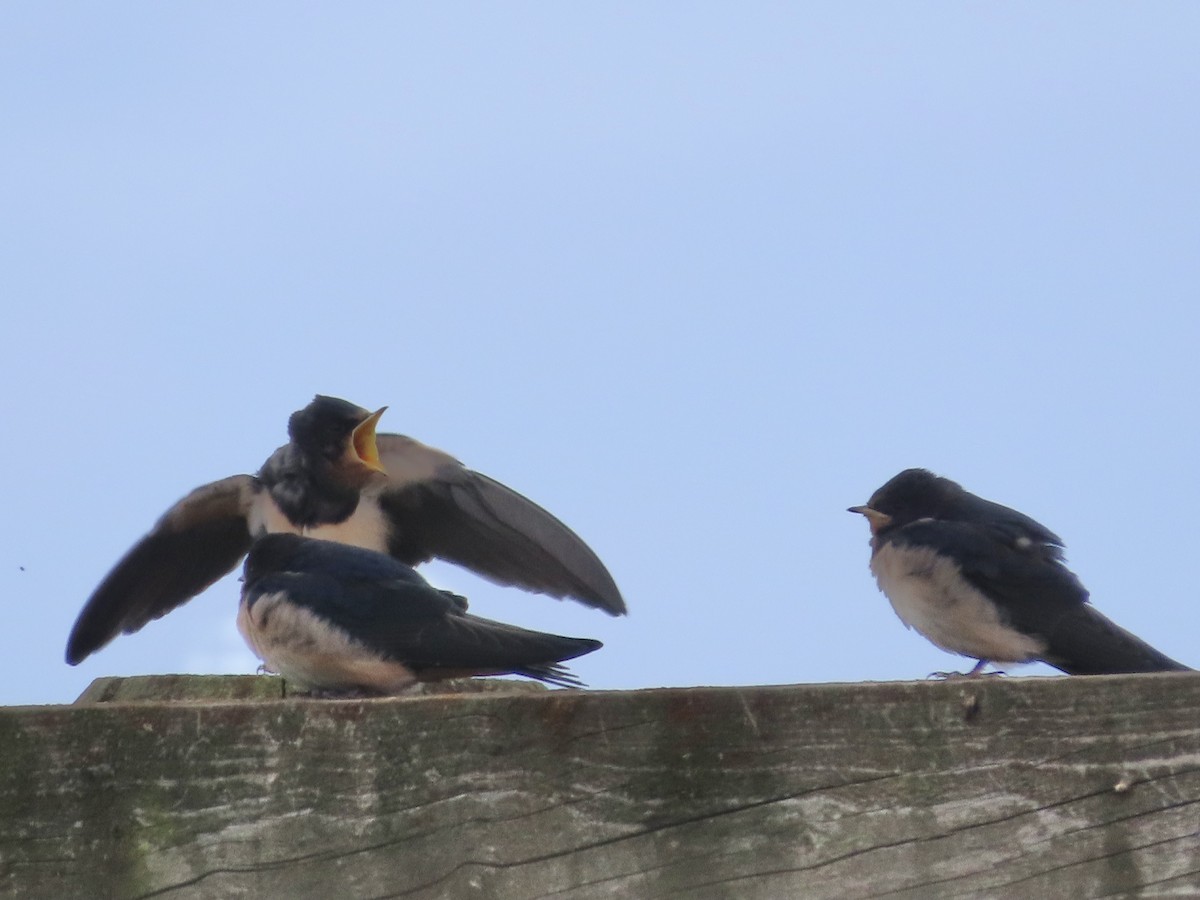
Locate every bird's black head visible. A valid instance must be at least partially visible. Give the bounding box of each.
[287,395,388,476]
[849,468,966,536]
[243,533,308,585]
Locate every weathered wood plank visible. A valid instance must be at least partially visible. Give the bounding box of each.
[73,674,546,704]
[2,674,1197,899]
[75,674,286,704]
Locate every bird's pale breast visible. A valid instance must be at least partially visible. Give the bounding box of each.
[237,589,416,693]
[869,541,1047,664]
[247,492,392,553]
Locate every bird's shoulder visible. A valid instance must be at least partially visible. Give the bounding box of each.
[256,443,305,484]
[265,537,427,585]
[885,513,1087,607]
[886,507,1064,566]
[154,474,261,531]
[376,433,464,487]
[248,550,455,628]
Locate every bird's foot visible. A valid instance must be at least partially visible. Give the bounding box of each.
[928,660,1006,680]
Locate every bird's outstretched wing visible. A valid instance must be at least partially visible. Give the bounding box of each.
[66,475,259,664]
[375,434,625,615]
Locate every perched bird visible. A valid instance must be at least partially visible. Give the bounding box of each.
[238,533,602,692]
[849,468,1189,676]
[67,395,624,664]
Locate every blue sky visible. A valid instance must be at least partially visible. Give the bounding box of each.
[3,4,1198,706]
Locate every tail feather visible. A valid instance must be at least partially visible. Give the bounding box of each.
[514,662,589,688]
[1042,605,1190,675]
[504,635,600,688]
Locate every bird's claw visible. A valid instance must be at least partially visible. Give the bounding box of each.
[928,661,1006,680]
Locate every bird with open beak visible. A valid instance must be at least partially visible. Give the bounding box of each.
[67,395,625,664]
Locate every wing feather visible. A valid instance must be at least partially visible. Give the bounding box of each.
[376,434,625,614]
[888,518,1087,629]
[66,475,258,664]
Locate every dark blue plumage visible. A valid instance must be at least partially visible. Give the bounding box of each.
[67,394,624,666]
[851,468,1189,675]
[238,534,602,693]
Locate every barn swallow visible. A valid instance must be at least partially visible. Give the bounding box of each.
[238,533,602,692]
[849,468,1190,675]
[66,395,624,665]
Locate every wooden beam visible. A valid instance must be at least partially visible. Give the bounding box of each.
[2,673,1197,898]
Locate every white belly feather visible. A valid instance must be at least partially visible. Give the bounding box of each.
[247,492,391,553]
[869,542,1046,664]
[237,590,416,693]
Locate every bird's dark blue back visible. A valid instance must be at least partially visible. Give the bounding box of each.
[242,534,455,644]
[245,533,429,588]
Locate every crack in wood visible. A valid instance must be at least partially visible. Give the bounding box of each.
[979,828,1200,894]
[368,773,905,898]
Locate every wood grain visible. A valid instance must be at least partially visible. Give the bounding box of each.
[2,674,1197,899]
